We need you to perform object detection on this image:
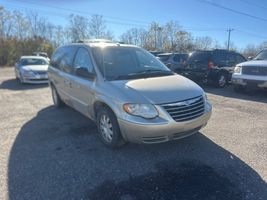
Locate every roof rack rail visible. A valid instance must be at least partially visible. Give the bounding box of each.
[77,39,113,43]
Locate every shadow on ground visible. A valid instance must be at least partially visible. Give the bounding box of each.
[0,79,48,90]
[8,106,267,200]
[202,84,267,104]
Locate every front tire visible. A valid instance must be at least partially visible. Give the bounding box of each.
[51,85,65,108]
[17,73,24,84]
[96,107,125,148]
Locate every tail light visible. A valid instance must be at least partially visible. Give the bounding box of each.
[208,61,214,69]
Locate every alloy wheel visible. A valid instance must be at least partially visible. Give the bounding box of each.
[99,114,113,143]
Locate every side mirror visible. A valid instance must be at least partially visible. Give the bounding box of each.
[248,56,253,60]
[75,67,95,79]
[15,62,18,68]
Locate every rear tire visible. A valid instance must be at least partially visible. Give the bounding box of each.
[51,85,65,108]
[96,107,125,149]
[215,73,227,88]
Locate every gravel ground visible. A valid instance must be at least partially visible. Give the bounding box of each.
[0,67,267,200]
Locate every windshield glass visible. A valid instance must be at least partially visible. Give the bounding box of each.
[91,47,173,80]
[20,58,48,66]
[254,50,267,60]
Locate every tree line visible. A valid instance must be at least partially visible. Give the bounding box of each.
[0,6,266,66]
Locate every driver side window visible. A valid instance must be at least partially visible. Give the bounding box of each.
[73,48,94,73]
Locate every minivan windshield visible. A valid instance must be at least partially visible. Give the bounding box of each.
[91,46,173,80]
[254,50,267,60]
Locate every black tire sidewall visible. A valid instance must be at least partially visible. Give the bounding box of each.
[51,86,64,107]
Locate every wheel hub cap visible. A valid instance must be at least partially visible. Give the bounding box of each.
[100,115,113,142]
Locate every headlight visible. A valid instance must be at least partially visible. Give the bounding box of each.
[203,92,208,101]
[234,66,242,73]
[123,103,158,119]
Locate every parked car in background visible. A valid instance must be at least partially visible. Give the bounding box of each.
[32,52,50,62]
[180,49,247,87]
[149,51,164,57]
[157,53,189,73]
[15,56,49,84]
[48,41,212,148]
[232,49,267,92]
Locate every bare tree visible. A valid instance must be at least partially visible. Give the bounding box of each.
[194,36,213,50]
[89,14,113,39]
[175,31,194,52]
[0,6,13,38]
[68,14,90,42]
[163,20,181,51]
[12,10,29,39]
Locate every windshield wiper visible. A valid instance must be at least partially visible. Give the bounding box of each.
[111,69,173,80]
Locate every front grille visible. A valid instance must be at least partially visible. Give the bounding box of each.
[29,78,48,81]
[242,66,267,76]
[35,71,47,75]
[162,96,205,122]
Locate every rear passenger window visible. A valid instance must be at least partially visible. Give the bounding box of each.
[59,46,78,73]
[188,52,210,64]
[213,52,228,62]
[173,54,182,62]
[73,48,94,73]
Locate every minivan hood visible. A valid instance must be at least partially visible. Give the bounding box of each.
[111,75,204,104]
[238,60,267,67]
[21,65,48,71]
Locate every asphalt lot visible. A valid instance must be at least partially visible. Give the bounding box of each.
[0,67,267,200]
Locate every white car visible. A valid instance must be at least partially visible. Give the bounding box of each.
[232,49,267,91]
[15,56,49,84]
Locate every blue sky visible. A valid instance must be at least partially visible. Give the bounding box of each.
[1,0,267,49]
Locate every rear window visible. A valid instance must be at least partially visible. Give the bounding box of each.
[157,54,171,62]
[188,51,211,63]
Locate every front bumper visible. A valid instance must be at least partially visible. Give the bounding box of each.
[118,102,212,144]
[232,74,267,88]
[21,74,49,84]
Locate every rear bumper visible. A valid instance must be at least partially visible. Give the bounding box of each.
[232,74,267,88]
[118,102,212,144]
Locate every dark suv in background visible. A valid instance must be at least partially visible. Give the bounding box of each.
[180,49,246,87]
[157,53,189,73]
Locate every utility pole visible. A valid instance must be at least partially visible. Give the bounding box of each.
[227,28,234,50]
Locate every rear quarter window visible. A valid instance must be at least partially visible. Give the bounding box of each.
[212,52,228,63]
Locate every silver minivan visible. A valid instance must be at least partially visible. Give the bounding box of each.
[48,41,212,148]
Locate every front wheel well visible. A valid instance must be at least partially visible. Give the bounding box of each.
[94,101,114,119]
